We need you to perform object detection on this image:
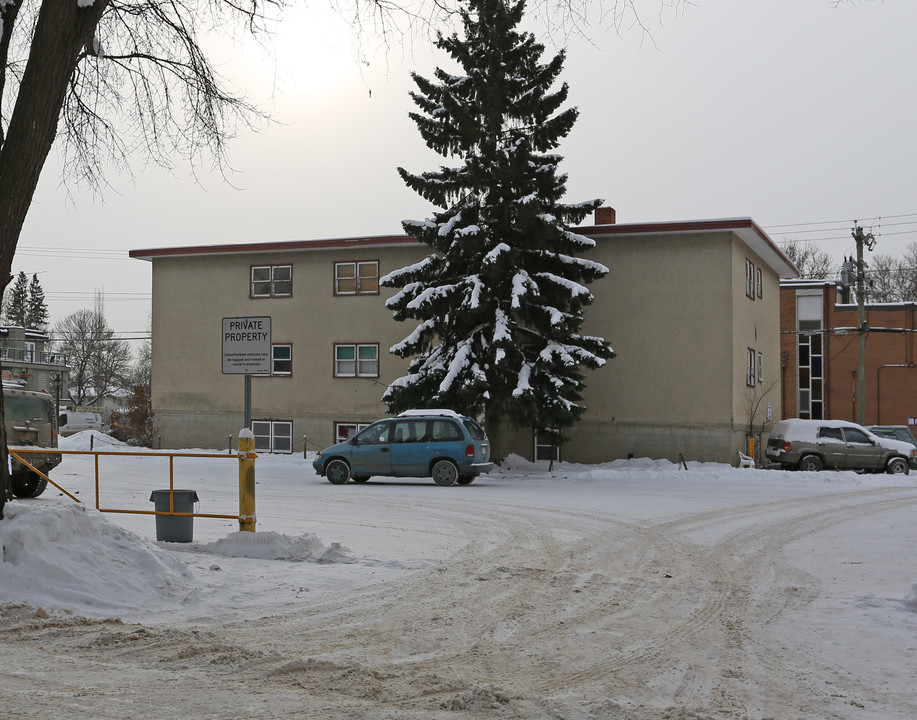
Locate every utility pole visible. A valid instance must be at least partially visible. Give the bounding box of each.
[853,222,876,425]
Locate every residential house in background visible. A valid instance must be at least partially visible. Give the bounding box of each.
[0,326,70,404]
[779,279,917,426]
[130,208,796,465]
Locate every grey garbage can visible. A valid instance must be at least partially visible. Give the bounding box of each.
[149,489,199,542]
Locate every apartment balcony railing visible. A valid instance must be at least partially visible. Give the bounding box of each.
[0,348,68,367]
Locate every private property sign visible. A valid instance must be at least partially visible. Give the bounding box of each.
[222,316,271,374]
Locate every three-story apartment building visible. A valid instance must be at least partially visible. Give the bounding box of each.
[131,209,796,464]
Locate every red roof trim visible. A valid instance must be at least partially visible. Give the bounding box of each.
[130,218,795,275]
[575,217,761,236]
[129,234,415,260]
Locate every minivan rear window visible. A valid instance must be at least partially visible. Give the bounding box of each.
[462,418,486,441]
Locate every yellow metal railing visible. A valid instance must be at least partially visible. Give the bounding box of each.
[9,447,254,529]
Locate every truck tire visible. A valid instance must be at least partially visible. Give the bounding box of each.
[886,457,909,475]
[798,454,823,472]
[11,472,49,498]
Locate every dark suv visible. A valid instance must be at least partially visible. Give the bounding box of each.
[867,425,917,451]
[766,419,915,473]
[313,410,493,486]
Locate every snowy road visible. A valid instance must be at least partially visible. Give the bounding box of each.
[2,444,917,719]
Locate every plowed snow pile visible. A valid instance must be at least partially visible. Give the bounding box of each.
[2,444,916,719]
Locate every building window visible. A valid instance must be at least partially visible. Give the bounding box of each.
[758,352,764,383]
[534,429,561,462]
[252,420,293,453]
[335,261,380,295]
[272,344,292,375]
[747,348,756,387]
[745,259,755,299]
[797,320,824,419]
[756,267,763,298]
[334,422,372,444]
[334,344,379,377]
[251,265,292,298]
[24,341,35,363]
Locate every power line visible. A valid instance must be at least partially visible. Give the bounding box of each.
[766,215,917,249]
[16,246,130,260]
[44,291,150,301]
[776,229,917,246]
[763,212,917,230]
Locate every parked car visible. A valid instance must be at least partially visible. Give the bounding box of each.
[312,410,493,486]
[4,384,62,497]
[765,418,916,473]
[867,425,917,451]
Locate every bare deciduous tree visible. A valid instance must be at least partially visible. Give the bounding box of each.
[864,253,900,303]
[780,239,835,280]
[52,298,132,407]
[743,370,781,466]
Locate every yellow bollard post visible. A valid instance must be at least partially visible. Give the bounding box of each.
[238,429,257,532]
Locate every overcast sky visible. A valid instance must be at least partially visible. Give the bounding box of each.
[13,0,917,341]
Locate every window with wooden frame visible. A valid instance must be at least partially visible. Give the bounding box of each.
[334,261,380,295]
[334,343,379,377]
[252,420,293,453]
[745,259,755,299]
[534,429,561,462]
[334,421,372,444]
[747,348,756,387]
[272,344,292,376]
[251,264,292,298]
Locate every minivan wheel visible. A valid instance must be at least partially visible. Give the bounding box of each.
[11,472,48,499]
[325,459,351,485]
[431,459,458,487]
[798,454,823,472]
[886,457,909,475]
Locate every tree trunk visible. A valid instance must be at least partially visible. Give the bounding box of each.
[0,1,108,516]
[0,358,9,516]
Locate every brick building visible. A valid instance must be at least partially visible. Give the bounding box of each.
[780,279,917,425]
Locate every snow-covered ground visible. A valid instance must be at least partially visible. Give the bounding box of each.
[2,430,916,719]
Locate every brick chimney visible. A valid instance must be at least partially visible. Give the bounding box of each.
[595,206,616,225]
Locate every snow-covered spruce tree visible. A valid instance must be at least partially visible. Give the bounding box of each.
[382,0,614,448]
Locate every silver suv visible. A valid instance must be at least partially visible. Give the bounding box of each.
[766,419,916,474]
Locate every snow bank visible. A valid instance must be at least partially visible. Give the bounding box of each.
[180,531,354,564]
[0,501,358,619]
[0,502,191,615]
[58,430,128,451]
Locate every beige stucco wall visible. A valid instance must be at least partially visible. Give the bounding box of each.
[730,238,783,447]
[558,231,737,463]
[151,245,427,450]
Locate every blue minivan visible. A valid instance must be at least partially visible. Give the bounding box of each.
[312,410,493,486]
